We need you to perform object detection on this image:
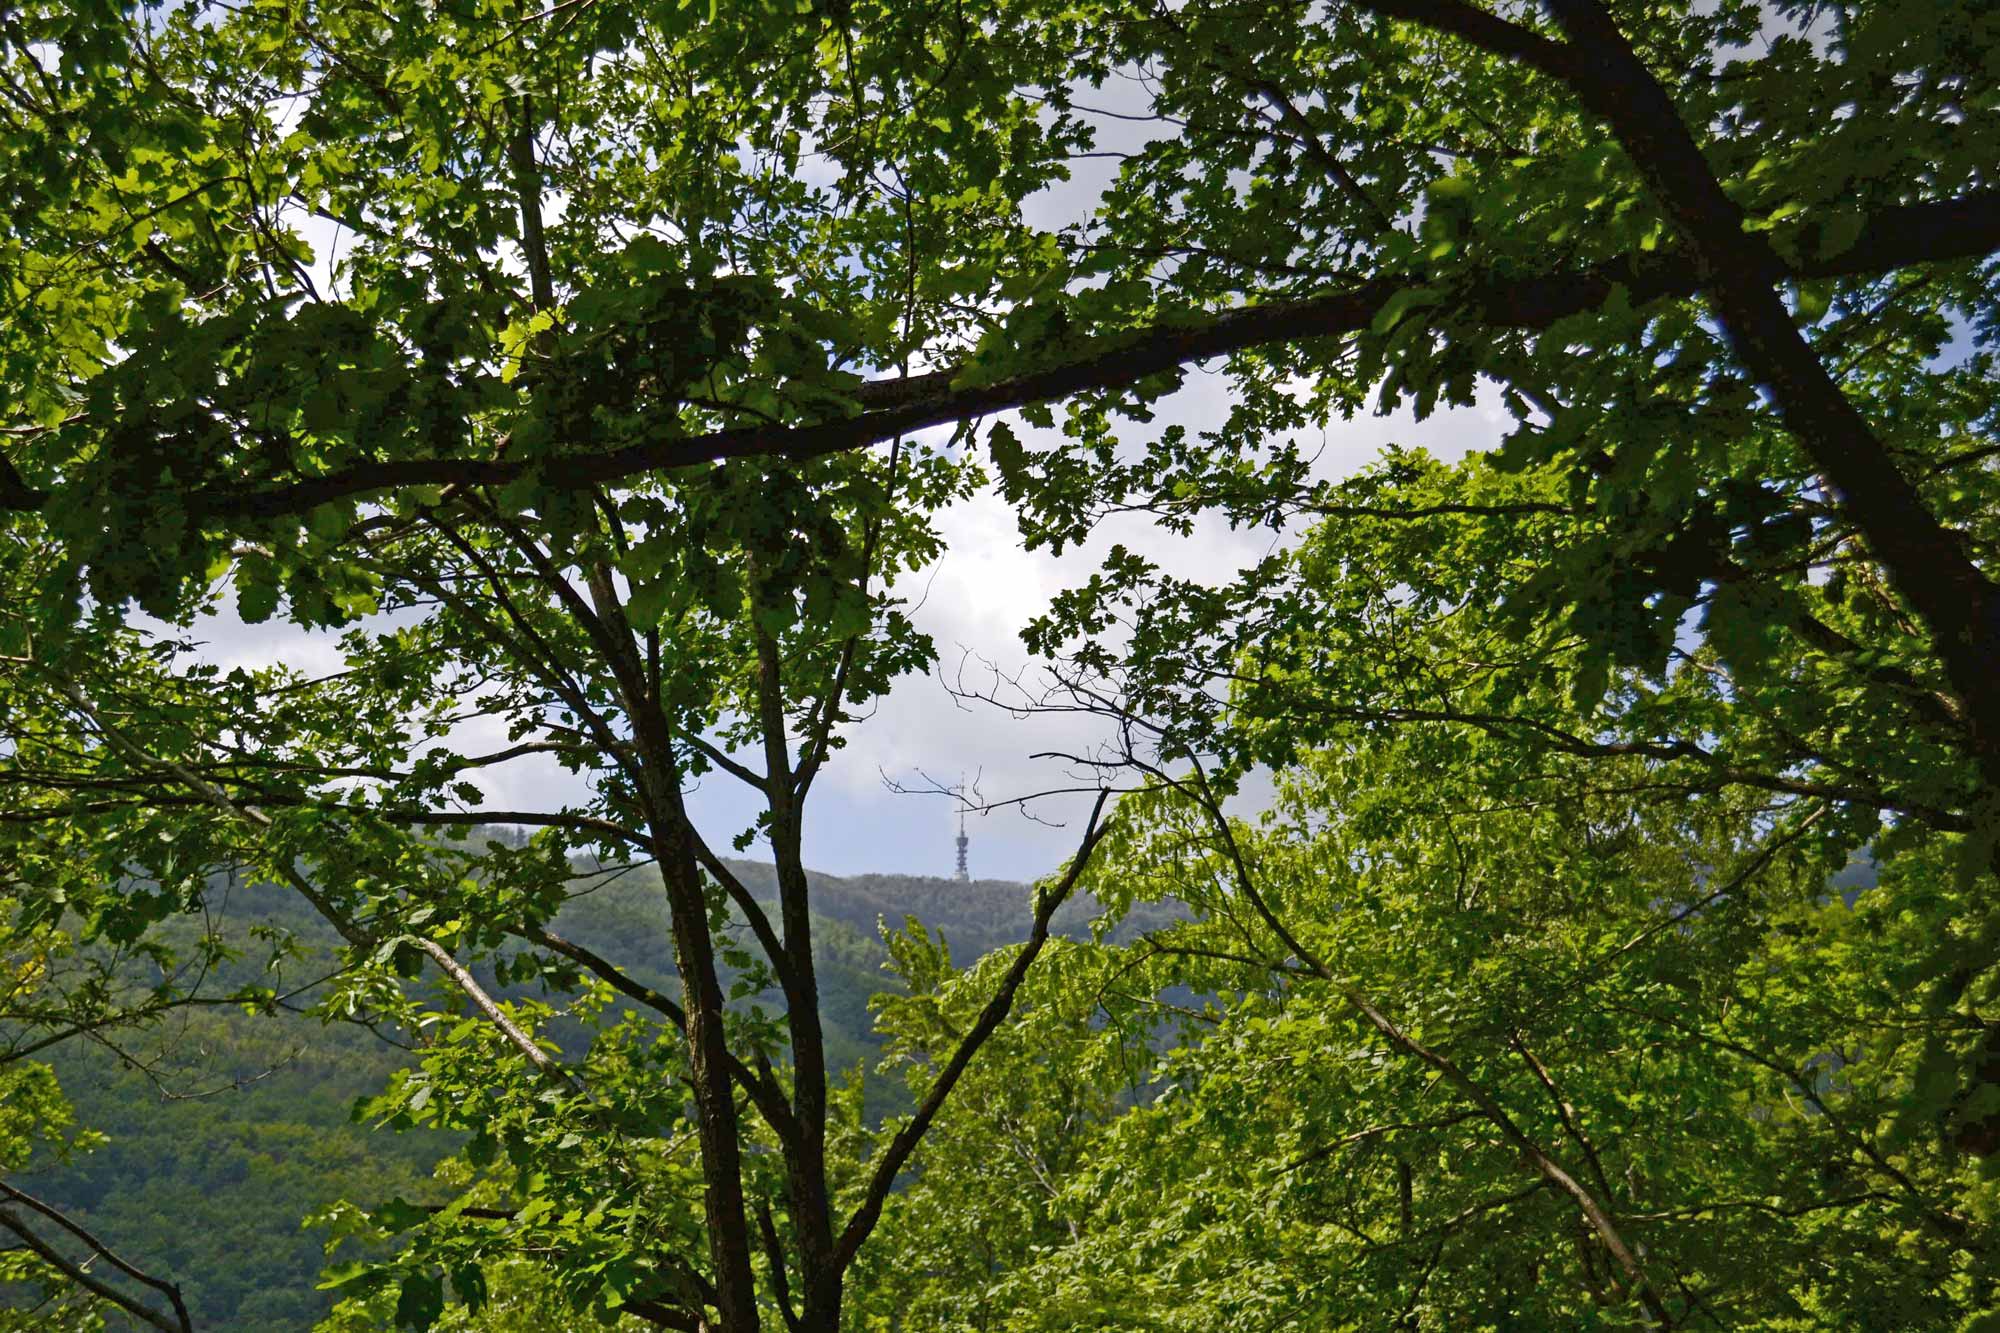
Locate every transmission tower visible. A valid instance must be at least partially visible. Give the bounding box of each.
[954,778,971,883]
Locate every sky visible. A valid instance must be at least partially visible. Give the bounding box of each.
[181,388,1505,885]
[173,70,1513,886]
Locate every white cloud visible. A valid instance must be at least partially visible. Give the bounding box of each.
[815,376,1508,881]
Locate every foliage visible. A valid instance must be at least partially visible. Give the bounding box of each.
[862,568,2000,1325]
[848,931,1161,1331]
[0,0,1995,1329]
[10,858,1079,1331]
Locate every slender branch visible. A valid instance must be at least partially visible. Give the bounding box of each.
[1509,1033,1618,1212]
[1610,999,1970,1246]
[756,1201,803,1333]
[1285,1110,1486,1171]
[0,1204,190,1333]
[1163,752,1674,1325]
[524,924,799,1145]
[0,1180,192,1330]
[1334,979,1674,1324]
[832,789,1114,1271]
[1579,805,1826,984]
[1250,80,1398,234]
[1231,693,1970,830]
[679,729,769,791]
[1623,1192,1895,1224]
[43,671,579,1088]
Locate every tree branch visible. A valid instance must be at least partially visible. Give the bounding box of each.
[832,788,1114,1271]
[1343,0,2000,787]
[0,1180,191,1331]
[1161,749,1675,1324]
[509,94,555,314]
[8,192,1985,523]
[523,923,801,1146]
[0,1202,190,1333]
[1536,0,2000,790]
[43,670,581,1089]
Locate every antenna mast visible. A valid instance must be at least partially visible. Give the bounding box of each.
[954,776,971,882]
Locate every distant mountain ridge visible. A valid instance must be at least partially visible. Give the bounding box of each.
[714,856,1167,961]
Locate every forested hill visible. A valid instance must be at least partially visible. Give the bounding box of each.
[717,857,1159,959]
[22,850,1150,1333]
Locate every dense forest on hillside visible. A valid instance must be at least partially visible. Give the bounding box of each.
[3,0,1997,1329]
[11,854,1175,1329]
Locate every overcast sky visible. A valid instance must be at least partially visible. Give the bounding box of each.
[175,76,1511,886]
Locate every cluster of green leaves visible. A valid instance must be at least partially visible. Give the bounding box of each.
[0,933,105,1333]
[861,650,1998,1327]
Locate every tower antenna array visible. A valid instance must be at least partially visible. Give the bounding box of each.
[954,777,971,883]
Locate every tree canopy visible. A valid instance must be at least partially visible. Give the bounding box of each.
[1,0,1996,1329]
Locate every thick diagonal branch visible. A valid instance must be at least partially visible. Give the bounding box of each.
[5,192,1985,523]
[1343,0,2000,789]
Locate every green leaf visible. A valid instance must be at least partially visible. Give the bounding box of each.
[395,1271,444,1331]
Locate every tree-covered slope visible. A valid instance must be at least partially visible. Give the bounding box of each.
[21,851,1118,1332]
